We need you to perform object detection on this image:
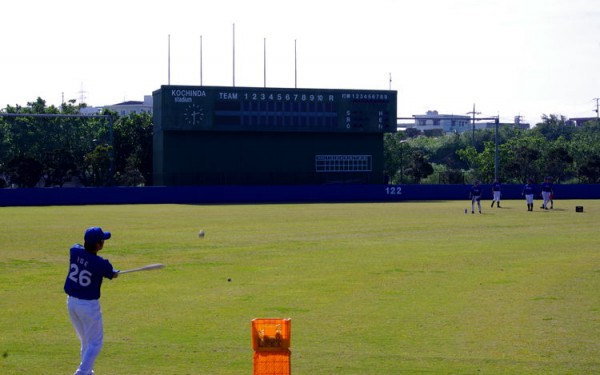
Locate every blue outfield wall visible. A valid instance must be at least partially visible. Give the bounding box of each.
[0,184,599,206]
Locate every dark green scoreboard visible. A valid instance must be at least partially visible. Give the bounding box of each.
[153,85,396,186]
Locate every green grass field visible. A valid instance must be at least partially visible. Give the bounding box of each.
[1,200,599,374]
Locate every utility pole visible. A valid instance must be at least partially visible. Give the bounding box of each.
[78,83,87,104]
[494,116,499,182]
[593,98,600,120]
[466,103,481,145]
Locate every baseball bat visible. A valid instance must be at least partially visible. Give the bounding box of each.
[119,263,165,274]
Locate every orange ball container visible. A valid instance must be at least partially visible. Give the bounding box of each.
[251,318,291,351]
[253,349,291,375]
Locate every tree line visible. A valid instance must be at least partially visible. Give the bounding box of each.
[384,114,600,185]
[1,98,599,187]
[0,98,152,188]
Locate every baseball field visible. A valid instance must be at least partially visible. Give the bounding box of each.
[1,200,599,374]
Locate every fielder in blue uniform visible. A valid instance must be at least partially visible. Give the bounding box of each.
[491,179,502,208]
[522,179,535,211]
[64,227,119,375]
[540,176,554,210]
[469,180,482,214]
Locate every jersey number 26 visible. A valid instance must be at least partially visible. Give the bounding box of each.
[69,264,92,287]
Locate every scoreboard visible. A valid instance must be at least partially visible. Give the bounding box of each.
[154,85,397,133]
[153,85,396,186]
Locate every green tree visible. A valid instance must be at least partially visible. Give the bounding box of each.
[404,149,434,183]
[541,137,574,182]
[83,144,112,186]
[534,114,574,141]
[1,98,93,185]
[0,117,10,170]
[43,149,78,187]
[383,132,407,184]
[112,112,153,185]
[6,155,43,187]
[501,135,545,183]
[116,154,146,186]
[456,146,478,175]
[569,121,600,183]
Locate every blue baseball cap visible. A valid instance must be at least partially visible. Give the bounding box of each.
[84,227,111,244]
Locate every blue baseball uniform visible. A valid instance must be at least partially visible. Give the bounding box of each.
[65,227,117,375]
[469,182,482,213]
[491,181,502,207]
[64,244,116,300]
[523,183,535,211]
[523,184,534,196]
[540,180,553,209]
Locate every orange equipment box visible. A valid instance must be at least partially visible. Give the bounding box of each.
[251,318,291,351]
[253,349,291,375]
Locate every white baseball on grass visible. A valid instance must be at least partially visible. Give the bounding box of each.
[198,230,205,238]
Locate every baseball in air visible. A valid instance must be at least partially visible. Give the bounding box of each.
[198,230,205,238]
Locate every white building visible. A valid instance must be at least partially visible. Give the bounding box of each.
[105,95,153,116]
[405,110,472,133]
[399,111,529,133]
[78,95,153,116]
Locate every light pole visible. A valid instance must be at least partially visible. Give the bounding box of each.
[494,116,499,182]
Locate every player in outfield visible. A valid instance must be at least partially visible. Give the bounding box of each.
[540,176,554,210]
[469,180,482,214]
[64,227,120,375]
[522,179,536,211]
[490,179,502,208]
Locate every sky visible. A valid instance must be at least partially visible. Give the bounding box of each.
[1,0,599,125]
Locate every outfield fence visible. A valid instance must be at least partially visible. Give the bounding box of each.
[1,184,599,206]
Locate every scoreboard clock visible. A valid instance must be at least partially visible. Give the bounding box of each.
[183,103,204,127]
[155,85,397,133]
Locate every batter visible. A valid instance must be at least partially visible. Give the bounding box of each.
[64,227,119,375]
